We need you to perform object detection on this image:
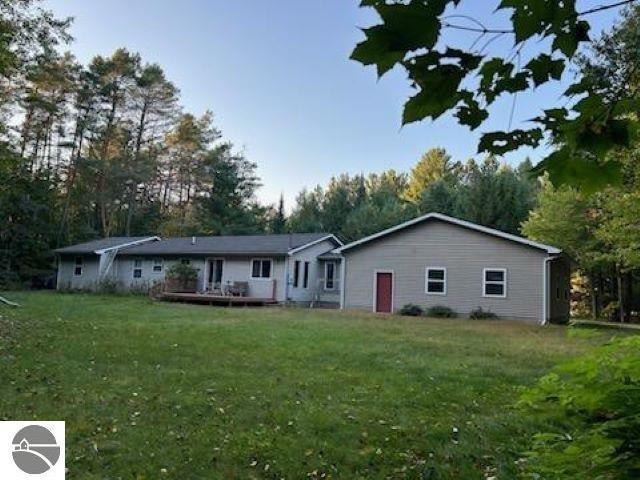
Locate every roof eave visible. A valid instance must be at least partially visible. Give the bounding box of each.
[287,234,343,255]
[336,212,561,255]
[118,251,289,257]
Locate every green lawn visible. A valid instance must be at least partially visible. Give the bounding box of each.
[0,292,611,479]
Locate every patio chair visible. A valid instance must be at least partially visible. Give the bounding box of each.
[228,281,249,297]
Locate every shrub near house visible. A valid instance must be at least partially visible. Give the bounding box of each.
[165,264,198,293]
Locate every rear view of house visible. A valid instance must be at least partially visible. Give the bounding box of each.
[55,213,568,324]
[336,213,569,324]
[55,233,342,305]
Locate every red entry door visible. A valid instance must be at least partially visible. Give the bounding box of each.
[375,272,393,313]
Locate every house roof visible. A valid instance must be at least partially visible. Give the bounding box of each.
[119,233,337,256]
[336,212,562,255]
[54,237,159,255]
[317,251,343,261]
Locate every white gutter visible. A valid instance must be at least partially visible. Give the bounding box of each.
[339,257,346,310]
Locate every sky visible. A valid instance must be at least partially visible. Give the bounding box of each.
[43,0,625,208]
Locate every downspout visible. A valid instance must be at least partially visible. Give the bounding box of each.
[339,256,346,310]
[283,255,290,304]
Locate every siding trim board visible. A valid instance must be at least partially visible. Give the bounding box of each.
[339,259,346,309]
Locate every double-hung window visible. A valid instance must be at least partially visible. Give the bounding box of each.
[251,259,272,279]
[483,268,506,298]
[152,258,163,273]
[425,267,446,295]
[133,259,143,279]
[74,256,83,276]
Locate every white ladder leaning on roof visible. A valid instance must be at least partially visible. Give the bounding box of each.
[98,248,118,280]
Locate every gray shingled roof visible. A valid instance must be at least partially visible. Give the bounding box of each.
[119,233,334,256]
[54,237,155,255]
[318,251,342,260]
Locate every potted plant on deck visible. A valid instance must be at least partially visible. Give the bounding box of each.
[165,263,198,293]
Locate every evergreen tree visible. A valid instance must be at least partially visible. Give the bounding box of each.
[404,148,458,203]
[194,143,262,235]
[269,193,287,234]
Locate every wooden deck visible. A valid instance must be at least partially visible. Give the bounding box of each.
[159,292,278,307]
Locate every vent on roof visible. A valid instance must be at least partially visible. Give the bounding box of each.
[191,236,196,245]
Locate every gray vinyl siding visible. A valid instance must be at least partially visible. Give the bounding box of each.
[56,254,100,290]
[287,239,339,303]
[343,219,548,322]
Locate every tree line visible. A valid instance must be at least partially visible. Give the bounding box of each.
[0,1,272,285]
[288,150,538,242]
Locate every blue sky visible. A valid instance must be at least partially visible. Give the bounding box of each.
[43,0,624,207]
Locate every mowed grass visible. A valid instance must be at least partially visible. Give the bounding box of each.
[0,292,611,479]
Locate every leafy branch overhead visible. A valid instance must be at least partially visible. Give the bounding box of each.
[351,0,640,189]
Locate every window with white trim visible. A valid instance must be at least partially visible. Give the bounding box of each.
[74,256,83,276]
[483,268,506,297]
[133,259,143,279]
[251,259,272,279]
[425,267,446,295]
[152,258,163,273]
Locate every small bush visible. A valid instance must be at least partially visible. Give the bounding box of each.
[426,305,458,318]
[469,307,498,320]
[517,336,640,478]
[399,304,424,316]
[97,278,120,293]
[166,263,198,281]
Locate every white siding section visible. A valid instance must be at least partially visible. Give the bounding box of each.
[343,220,548,322]
[56,255,100,290]
[110,255,286,300]
[216,257,285,301]
[287,239,339,303]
